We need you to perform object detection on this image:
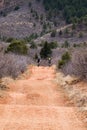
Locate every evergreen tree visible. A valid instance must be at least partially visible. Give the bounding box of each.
[40,41,52,59]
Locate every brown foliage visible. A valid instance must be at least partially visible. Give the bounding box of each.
[63,49,87,79]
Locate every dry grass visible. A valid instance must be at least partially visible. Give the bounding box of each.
[56,71,87,126]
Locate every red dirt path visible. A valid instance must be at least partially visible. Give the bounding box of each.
[0,66,86,130]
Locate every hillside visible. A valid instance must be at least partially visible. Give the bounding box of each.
[0,0,87,130]
[43,0,87,23]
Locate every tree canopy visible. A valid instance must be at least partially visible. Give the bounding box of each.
[43,0,87,23]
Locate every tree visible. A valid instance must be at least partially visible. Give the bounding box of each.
[6,40,28,55]
[43,0,87,23]
[40,41,52,59]
[62,40,70,48]
[72,23,76,30]
[79,32,83,38]
[64,28,69,34]
[59,30,63,36]
[50,30,57,37]
[28,2,32,7]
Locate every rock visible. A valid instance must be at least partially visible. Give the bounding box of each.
[64,75,80,85]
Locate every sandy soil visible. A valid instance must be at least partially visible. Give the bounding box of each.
[0,65,86,130]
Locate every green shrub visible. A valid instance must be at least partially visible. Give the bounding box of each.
[30,42,37,49]
[50,30,57,37]
[58,52,71,69]
[58,60,65,69]
[14,6,20,11]
[25,33,38,43]
[6,37,14,43]
[62,40,70,48]
[59,30,63,36]
[79,32,83,38]
[72,23,76,30]
[62,52,71,61]
[34,53,38,60]
[6,40,28,55]
[64,28,69,34]
[28,2,32,7]
[50,42,58,49]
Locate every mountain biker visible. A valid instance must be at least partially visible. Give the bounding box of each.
[37,57,40,66]
[48,57,51,66]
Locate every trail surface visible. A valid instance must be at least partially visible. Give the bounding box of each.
[0,66,86,130]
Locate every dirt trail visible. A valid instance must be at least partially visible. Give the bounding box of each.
[0,66,86,130]
[35,24,72,42]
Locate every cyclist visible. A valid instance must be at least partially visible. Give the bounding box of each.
[48,57,51,66]
[37,57,40,66]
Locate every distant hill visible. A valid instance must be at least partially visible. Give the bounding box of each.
[43,0,87,23]
[0,0,30,12]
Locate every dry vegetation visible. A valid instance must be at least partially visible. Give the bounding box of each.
[56,71,87,127]
[62,49,87,80]
[0,52,32,78]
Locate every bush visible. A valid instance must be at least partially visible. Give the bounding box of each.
[59,30,63,36]
[72,23,76,30]
[62,40,70,48]
[6,40,28,55]
[25,33,38,42]
[70,50,87,79]
[62,50,87,79]
[58,60,66,69]
[62,51,71,61]
[0,53,32,78]
[64,28,69,34]
[40,41,52,59]
[30,42,37,49]
[79,32,83,38]
[6,37,14,43]
[50,30,57,37]
[58,52,71,69]
[34,53,38,60]
[28,2,32,7]
[14,6,20,11]
[50,42,58,49]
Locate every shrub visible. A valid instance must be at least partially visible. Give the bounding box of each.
[30,42,37,49]
[59,30,63,36]
[72,23,76,30]
[6,37,14,43]
[71,51,87,79]
[25,33,38,42]
[14,6,20,11]
[28,2,32,7]
[0,53,32,78]
[58,52,71,69]
[64,28,69,34]
[50,30,57,37]
[58,60,66,69]
[50,42,58,49]
[62,40,70,48]
[79,32,83,38]
[34,53,38,60]
[62,50,87,79]
[43,22,47,31]
[62,52,71,61]
[6,40,28,55]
